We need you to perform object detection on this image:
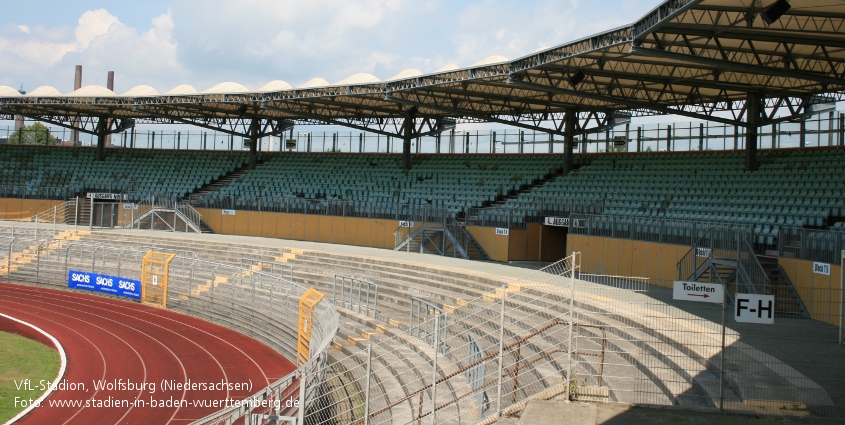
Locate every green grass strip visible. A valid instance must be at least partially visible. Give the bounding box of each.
[0,331,61,423]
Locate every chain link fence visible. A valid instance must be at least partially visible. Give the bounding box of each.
[0,232,339,424]
[1,226,843,423]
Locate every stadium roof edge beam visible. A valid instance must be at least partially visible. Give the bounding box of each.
[1,0,844,138]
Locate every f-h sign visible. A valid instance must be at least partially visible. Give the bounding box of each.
[735,293,775,324]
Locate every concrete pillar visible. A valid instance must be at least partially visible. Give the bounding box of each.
[95,118,107,161]
[563,108,577,174]
[249,120,260,169]
[746,93,761,172]
[403,117,413,172]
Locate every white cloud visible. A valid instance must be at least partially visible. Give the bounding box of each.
[168,0,452,87]
[449,0,643,66]
[0,0,663,93]
[0,8,186,92]
[75,9,120,49]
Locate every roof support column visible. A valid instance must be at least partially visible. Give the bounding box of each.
[402,117,413,173]
[95,117,107,162]
[563,108,578,174]
[745,93,762,172]
[249,119,260,170]
[400,107,419,173]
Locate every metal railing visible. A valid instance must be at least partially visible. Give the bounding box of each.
[131,194,202,233]
[333,274,379,319]
[193,195,420,221]
[779,226,845,264]
[446,219,471,259]
[572,213,754,247]
[736,232,769,295]
[6,110,844,153]
[177,201,203,230]
[393,206,450,251]
[577,273,649,292]
[409,297,449,355]
[465,199,604,230]
[0,184,81,200]
[677,226,742,281]
[240,258,293,281]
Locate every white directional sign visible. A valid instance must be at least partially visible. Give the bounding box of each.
[673,281,724,304]
[813,262,831,276]
[399,221,414,228]
[495,228,509,236]
[545,216,569,227]
[734,293,775,324]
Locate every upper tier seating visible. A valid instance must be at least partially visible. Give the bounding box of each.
[489,149,845,234]
[1,145,843,234]
[211,154,562,216]
[0,146,249,201]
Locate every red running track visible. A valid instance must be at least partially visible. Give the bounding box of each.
[0,282,296,425]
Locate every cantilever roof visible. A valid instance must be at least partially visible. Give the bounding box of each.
[1,0,844,135]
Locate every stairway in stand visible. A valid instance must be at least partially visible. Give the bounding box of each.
[482,165,565,209]
[757,255,810,319]
[188,157,267,201]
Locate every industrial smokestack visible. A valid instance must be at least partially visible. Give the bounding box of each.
[71,65,82,146]
[74,65,82,91]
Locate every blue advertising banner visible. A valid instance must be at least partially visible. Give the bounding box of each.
[68,270,141,300]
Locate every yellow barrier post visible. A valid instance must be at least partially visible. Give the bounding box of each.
[141,251,176,308]
[297,288,326,366]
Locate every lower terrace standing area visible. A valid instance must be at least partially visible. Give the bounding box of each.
[1,222,842,423]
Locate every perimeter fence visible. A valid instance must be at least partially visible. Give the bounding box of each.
[1,225,844,424]
[0,230,338,424]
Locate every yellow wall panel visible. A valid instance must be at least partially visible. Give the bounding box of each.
[659,244,681,284]
[326,217,347,244]
[381,221,398,249]
[262,212,279,238]
[584,236,602,274]
[466,226,506,262]
[247,211,263,237]
[645,242,663,284]
[370,220,386,248]
[343,217,359,246]
[276,213,291,239]
[617,239,634,277]
[566,234,586,260]
[220,213,235,235]
[197,208,222,233]
[630,240,648,278]
[780,257,843,325]
[290,214,306,240]
[489,228,508,262]
[304,215,320,241]
[317,216,333,242]
[357,218,372,247]
[233,211,250,235]
[508,229,527,261]
[601,237,619,275]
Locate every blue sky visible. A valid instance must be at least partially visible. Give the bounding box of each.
[0,0,665,93]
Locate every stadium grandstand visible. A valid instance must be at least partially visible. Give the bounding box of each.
[1,0,845,424]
